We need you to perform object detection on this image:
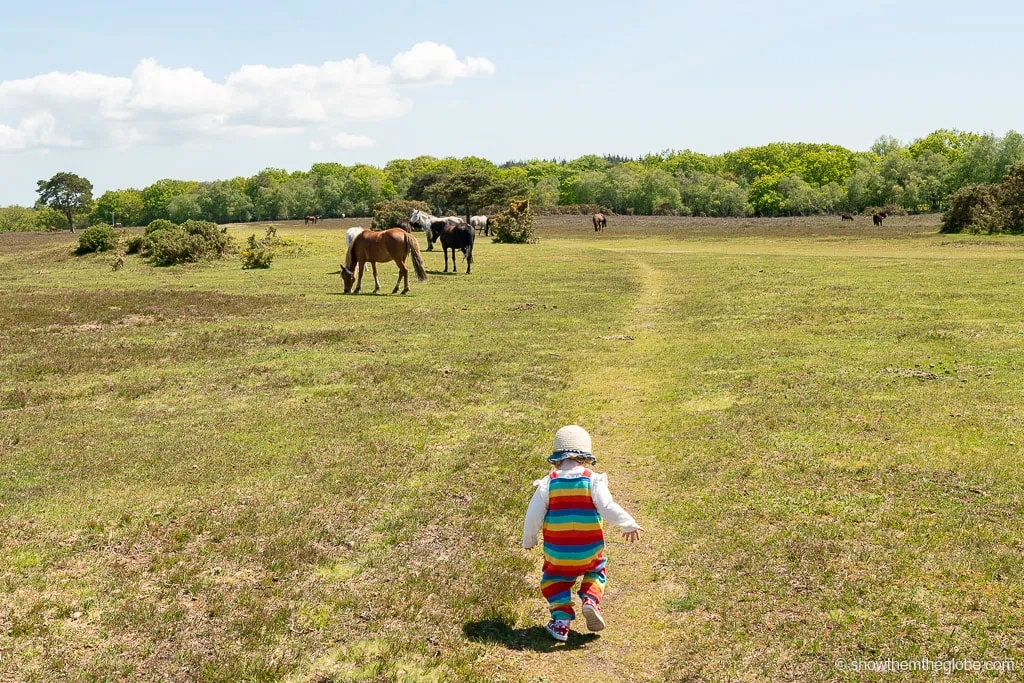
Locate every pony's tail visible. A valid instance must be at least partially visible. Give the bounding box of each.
[407,233,427,281]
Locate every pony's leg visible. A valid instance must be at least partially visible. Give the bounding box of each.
[451,248,457,273]
[371,262,380,293]
[355,262,364,293]
[444,247,449,272]
[396,260,409,294]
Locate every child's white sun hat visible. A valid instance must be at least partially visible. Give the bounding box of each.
[547,425,597,465]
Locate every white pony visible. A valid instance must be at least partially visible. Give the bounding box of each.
[470,215,489,236]
[410,209,468,251]
[344,226,365,263]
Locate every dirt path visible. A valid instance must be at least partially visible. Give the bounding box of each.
[493,258,687,681]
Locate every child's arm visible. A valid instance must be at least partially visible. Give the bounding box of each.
[591,473,644,541]
[522,479,549,549]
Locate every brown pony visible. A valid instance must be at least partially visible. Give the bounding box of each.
[592,213,606,231]
[341,228,427,294]
[305,215,318,224]
[872,211,888,226]
[841,214,854,222]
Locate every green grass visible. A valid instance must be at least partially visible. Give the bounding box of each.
[2,215,1023,681]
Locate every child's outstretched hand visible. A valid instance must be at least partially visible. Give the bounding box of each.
[623,527,644,543]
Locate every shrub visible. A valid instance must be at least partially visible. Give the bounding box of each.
[76,225,119,254]
[942,185,1003,234]
[124,234,146,255]
[241,226,279,269]
[372,199,432,231]
[145,218,176,235]
[530,204,612,216]
[998,162,1024,233]
[145,219,233,266]
[491,199,538,244]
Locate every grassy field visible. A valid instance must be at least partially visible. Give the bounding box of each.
[2,214,1023,681]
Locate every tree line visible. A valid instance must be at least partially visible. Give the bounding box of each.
[3,128,1023,232]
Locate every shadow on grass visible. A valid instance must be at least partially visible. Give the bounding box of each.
[424,270,459,276]
[463,619,598,652]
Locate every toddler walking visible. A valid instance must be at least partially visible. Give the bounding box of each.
[522,425,643,641]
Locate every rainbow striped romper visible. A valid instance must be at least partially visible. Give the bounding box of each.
[540,469,607,621]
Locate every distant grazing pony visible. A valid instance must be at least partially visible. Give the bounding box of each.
[841,214,854,222]
[470,215,490,236]
[429,219,475,273]
[872,212,888,226]
[341,228,426,294]
[114,222,123,229]
[593,213,607,232]
[305,215,318,224]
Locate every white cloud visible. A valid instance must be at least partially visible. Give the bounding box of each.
[391,42,496,85]
[329,132,375,149]
[0,112,79,151]
[0,42,495,153]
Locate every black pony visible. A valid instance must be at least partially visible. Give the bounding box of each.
[429,219,475,273]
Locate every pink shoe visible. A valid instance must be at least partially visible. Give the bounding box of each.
[581,599,605,632]
[545,619,570,642]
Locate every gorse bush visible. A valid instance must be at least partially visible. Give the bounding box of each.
[372,199,432,231]
[76,225,119,255]
[145,219,233,266]
[241,226,279,269]
[942,163,1024,234]
[491,199,537,244]
[998,162,1024,232]
[145,218,176,235]
[124,234,146,255]
[942,186,1000,233]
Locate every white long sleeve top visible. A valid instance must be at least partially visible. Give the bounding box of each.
[522,461,641,549]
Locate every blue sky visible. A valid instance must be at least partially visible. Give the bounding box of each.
[1,0,1022,205]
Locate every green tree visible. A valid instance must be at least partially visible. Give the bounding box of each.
[661,150,721,176]
[166,194,203,223]
[90,188,144,227]
[570,171,613,207]
[426,167,495,221]
[478,167,531,208]
[198,181,254,223]
[748,172,788,216]
[141,179,199,223]
[0,206,37,232]
[870,135,903,156]
[278,178,319,219]
[36,172,93,233]
[908,129,980,163]
[913,152,951,211]
[383,159,413,199]
[315,174,350,217]
[677,173,749,217]
[529,176,561,207]
[567,155,608,173]
[347,165,396,216]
